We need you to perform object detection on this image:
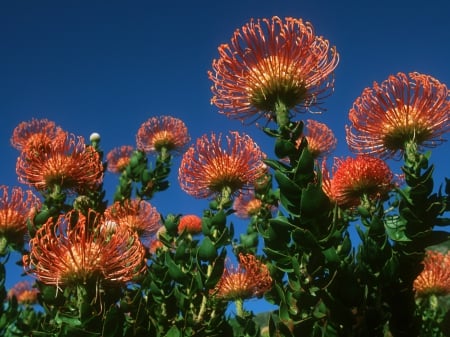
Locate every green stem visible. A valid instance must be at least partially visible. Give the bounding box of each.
[274,100,289,129]
[235,298,245,318]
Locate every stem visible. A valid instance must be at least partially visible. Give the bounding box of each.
[274,100,289,129]
[235,298,245,318]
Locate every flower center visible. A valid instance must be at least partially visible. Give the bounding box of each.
[247,56,307,113]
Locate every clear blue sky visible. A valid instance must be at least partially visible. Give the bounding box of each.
[1,0,449,314]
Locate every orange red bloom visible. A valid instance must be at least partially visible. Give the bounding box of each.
[232,191,264,219]
[105,199,161,243]
[178,214,203,235]
[209,16,339,124]
[211,254,272,301]
[325,155,395,208]
[136,116,190,156]
[0,185,40,251]
[106,145,135,173]
[10,118,66,154]
[178,131,266,199]
[346,72,450,158]
[299,119,337,158]
[16,134,104,193]
[414,250,450,297]
[24,210,146,288]
[7,280,39,305]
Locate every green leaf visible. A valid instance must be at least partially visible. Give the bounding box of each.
[165,253,186,282]
[165,325,181,337]
[198,237,217,261]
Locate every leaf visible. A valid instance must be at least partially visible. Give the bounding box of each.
[165,325,181,337]
[198,237,217,261]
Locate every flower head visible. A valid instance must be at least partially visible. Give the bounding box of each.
[136,116,190,156]
[299,119,337,158]
[211,254,272,301]
[414,250,450,297]
[106,145,135,173]
[346,72,450,158]
[16,133,104,193]
[178,131,266,199]
[233,191,264,219]
[0,186,41,252]
[209,16,339,125]
[105,199,161,243]
[24,210,146,289]
[178,214,202,235]
[10,118,66,154]
[326,155,395,208]
[7,280,39,305]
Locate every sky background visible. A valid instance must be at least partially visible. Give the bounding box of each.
[1,0,449,314]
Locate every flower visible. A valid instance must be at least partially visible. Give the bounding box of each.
[178,214,202,235]
[346,72,450,158]
[136,116,190,156]
[209,16,339,125]
[16,133,104,193]
[106,145,135,173]
[105,199,161,243]
[232,191,264,219]
[211,254,272,301]
[10,118,66,154]
[24,210,146,289]
[325,155,395,208]
[414,250,450,297]
[178,131,266,199]
[7,280,39,305]
[299,119,337,158]
[0,185,41,252]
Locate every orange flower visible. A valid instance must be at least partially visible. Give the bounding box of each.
[136,116,190,156]
[414,250,450,297]
[299,119,337,158]
[106,145,135,173]
[211,254,272,301]
[232,191,264,219]
[209,16,339,125]
[10,118,66,154]
[7,280,39,305]
[16,133,104,193]
[24,210,146,289]
[178,214,202,235]
[327,155,394,208]
[0,186,40,251]
[346,72,450,158]
[105,199,161,243]
[178,131,266,199]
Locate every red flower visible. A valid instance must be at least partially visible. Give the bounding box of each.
[0,186,40,252]
[232,191,264,219]
[414,250,450,297]
[136,116,190,156]
[106,145,135,173]
[326,155,395,208]
[7,281,39,305]
[209,16,339,125]
[346,72,450,158]
[299,119,337,158]
[178,214,202,235]
[178,131,266,199]
[105,199,161,243]
[16,134,104,193]
[24,210,146,289]
[211,254,272,301]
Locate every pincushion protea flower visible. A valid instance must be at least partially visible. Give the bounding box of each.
[209,16,339,126]
[0,185,40,252]
[414,250,450,297]
[178,214,202,235]
[232,191,264,219]
[7,280,39,305]
[106,145,135,173]
[299,119,337,158]
[105,199,161,243]
[325,155,395,208]
[211,253,272,301]
[24,210,146,289]
[178,131,266,199]
[136,116,190,157]
[10,118,66,154]
[16,133,104,193]
[346,72,450,158]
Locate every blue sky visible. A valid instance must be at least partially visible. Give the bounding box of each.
[1,0,449,314]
